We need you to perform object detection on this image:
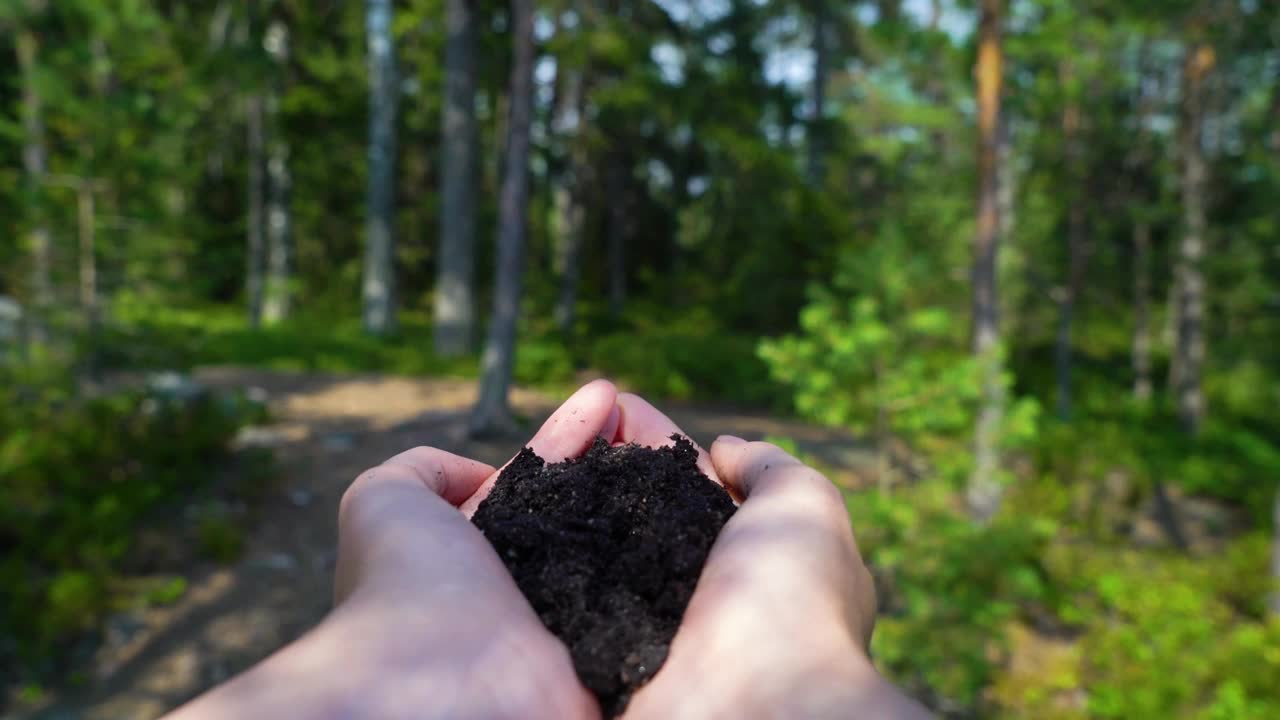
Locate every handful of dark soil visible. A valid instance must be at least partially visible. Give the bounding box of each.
[471,435,736,717]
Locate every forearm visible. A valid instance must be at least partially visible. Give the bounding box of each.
[163,613,359,720]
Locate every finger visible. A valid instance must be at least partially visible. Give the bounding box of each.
[337,449,499,603]
[526,378,619,463]
[460,379,619,516]
[704,436,875,645]
[599,404,621,444]
[615,392,720,485]
[380,446,497,506]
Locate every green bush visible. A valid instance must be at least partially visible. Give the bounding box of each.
[588,328,779,404]
[1047,541,1280,719]
[761,289,1039,485]
[0,365,251,676]
[855,485,1056,710]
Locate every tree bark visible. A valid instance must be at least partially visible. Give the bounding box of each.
[1174,43,1213,434]
[1055,64,1087,420]
[552,66,589,336]
[77,186,97,331]
[607,155,627,318]
[363,0,398,336]
[807,0,829,186]
[967,0,1005,524]
[470,0,535,435]
[16,19,52,338]
[1270,485,1280,617]
[1132,220,1153,401]
[434,0,480,356]
[246,91,267,328]
[263,19,294,325]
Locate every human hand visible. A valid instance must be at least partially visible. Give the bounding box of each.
[609,394,931,720]
[166,380,622,720]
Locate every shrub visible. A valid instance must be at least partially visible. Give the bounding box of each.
[0,365,252,676]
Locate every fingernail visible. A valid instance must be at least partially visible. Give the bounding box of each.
[715,434,746,446]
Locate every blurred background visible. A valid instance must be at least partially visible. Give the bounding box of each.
[2,0,1279,717]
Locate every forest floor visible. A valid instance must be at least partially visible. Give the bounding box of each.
[17,368,876,720]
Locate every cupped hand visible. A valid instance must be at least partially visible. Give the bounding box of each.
[168,380,621,720]
[610,394,930,720]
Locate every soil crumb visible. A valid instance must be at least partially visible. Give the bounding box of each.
[471,435,736,717]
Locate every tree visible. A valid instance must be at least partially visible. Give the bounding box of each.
[246,87,266,328]
[262,18,294,325]
[243,3,267,328]
[967,0,1005,523]
[551,40,590,337]
[433,0,479,355]
[807,0,830,185]
[1171,41,1213,435]
[606,153,627,317]
[362,0,397,335]
[16,0,52,336]
[470,0,535,435]
[1054,57,1089,420]
[1129,48,1158,403]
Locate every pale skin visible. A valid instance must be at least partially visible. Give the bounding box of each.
[167,380,932,720]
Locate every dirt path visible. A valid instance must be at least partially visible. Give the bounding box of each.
[19,369,872,720]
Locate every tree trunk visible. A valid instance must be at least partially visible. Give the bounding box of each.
[470,0,535,435]
[807,0,829,186]
[363,0,398,336]
[1129,47,1155,404]
[77,186,97,330]
[1132,220,1153,401]
[607,155,627,318]
[1174,43,1213,434]
[967,0,1005,524]
[1055,69,1087,420]
[552,66,589,336]
[246,91,267,328]
[434,0,480,356]
[16,22,52,338]
[263,19,294,325]
[1268,61,1280,619]
[1269,485,1280,617]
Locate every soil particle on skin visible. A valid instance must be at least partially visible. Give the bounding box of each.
[471,435,736,717]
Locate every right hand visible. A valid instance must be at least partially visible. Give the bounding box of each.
[611,395,931,720]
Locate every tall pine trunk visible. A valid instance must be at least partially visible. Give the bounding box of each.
[553,66,588,336]
[1270,475,1280,617]
[77,185,97,332]
[246,91,267,328]
[1268,67,1280,618]
[1055,65,1087,420]
[434,0,479,356]
[1130,49,1155,403]
[1132,220,1153,401]
[967,0,1005,524]
[1174,43,1213,434]
[263,19,294,325]
[17,14,52,338]
[363,0,398,336]
[470,0,535,435]
[807,0,829,185]
[606,155,627,318]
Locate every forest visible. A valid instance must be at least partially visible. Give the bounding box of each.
[2,0,1280,717]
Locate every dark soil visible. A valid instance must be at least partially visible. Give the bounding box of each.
[471,435,737,717]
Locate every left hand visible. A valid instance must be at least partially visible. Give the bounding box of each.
[166,380,621,720]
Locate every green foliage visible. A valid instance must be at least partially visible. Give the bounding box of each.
[1047,542,1280,720]
[762,268,1039,484]
[856,485,1056,709]
[0,363,253,676]
[851,479,1280,719]
[587,307,779,404]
